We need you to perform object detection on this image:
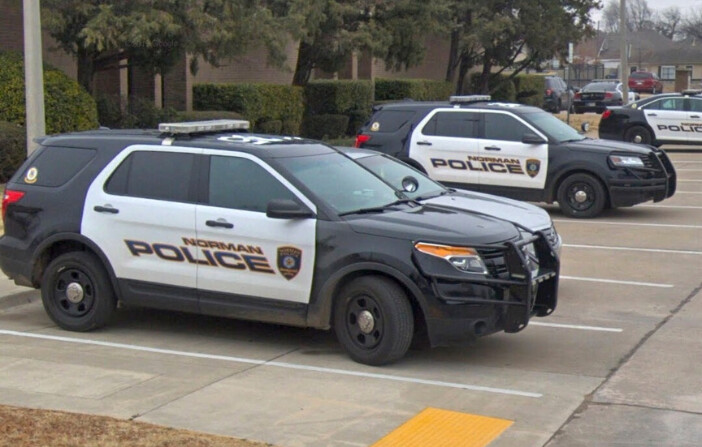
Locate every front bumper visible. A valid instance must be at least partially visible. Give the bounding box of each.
[414,231,559,347]
[608,150,676,207]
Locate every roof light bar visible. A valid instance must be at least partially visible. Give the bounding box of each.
[682,89,702,96]
[449,95,491,104]
[158,119,250,134]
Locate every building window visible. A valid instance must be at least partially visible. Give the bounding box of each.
[660,66,676,80]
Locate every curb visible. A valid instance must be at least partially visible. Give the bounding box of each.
[0,290,40,311]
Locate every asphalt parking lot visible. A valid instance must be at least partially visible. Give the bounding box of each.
[1,149,701,447]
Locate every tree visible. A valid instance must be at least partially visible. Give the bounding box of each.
[601,0,654,33]
[444,0,598,94]
[683,10,702,41]
[42,0,287,94]
[654,7,683,40]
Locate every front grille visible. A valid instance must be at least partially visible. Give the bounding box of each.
[478,248,509,278]
[641,153,658,169]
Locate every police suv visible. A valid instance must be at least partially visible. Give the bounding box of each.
[355,96,677,218]
[0,120,559,365]
[599,90,702,147]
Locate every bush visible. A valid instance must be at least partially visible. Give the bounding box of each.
[0,121,26,183]
[304,80,374,135]
[466,73,517,102]
[375,79,453,101]
[0,52,98,133]
[514,74,544,107]
[301,114,350,140]
[96,94,179,129]
[174,110,244,122]
[256,120,283,134]
[193,83,304,134]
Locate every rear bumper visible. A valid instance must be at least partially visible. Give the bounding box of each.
[574,100,621,112]
[0,237,35,287]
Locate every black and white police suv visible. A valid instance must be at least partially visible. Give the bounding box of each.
[599,90,702,147]
[0,120,559,365]
[355,96,677,218]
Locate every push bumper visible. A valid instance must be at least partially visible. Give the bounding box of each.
[608,150,676,207]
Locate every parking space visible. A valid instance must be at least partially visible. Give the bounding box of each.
[1,151,701,446]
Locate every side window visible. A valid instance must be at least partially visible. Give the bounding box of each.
[105,151,195,202]
[18,146,95,187]
[689,98,702,113]
[421,112,478,138]
[208,156,297,212]
[646,98,685,111]
[484,113,531,142]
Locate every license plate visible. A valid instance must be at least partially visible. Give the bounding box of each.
[586,102,595,107]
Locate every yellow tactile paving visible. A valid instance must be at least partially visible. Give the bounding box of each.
[371,407,513,447]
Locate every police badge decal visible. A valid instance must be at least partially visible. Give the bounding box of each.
[277,246,302,280]
[526,159,541,178]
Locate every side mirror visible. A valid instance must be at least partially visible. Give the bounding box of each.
[266,199,314,219]
[581,122,590,133]
[401,176,419,193]
[522,133,547,145]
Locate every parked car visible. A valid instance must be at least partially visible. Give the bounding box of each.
[573,81,637,114]
[354,95,677,218]
[628,71,664,94]
[599,90,702,146]
[0,119,560,366]
[543,75,573,113]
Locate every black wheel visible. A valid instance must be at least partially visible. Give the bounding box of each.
[333,276,414,366]
[557,173,607,218]
[624,125,652,145]
[41,252,116,332]
[557,99,562,112]
[574,107,583,114]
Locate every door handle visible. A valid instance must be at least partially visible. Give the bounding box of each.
[484,146,502,151]
[206,219,233,229]
[691,115,700,119]
[93,205,119,214]
[416,141,432,146]
[646,113,657,117]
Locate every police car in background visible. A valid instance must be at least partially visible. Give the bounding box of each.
[599,90,702,147]
[0,120,559,366]
[355,96,677,218]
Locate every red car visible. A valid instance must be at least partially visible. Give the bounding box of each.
[628,71,664,94]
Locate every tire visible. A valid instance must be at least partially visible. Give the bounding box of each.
[41,252,116,332]
[574,107,583,114]
[333,276,414,366]
[624,125,652,145]
[557,173,607,218]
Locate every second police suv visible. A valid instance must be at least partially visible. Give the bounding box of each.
[355,95,677,218]
[0,120,560,366]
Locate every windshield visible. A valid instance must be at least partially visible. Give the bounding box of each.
[583,82,617,92]
[354,154,446,200]
[522,110,585,143]
[276,152,400,214]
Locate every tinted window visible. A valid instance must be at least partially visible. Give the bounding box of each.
[689,98,702,112]
[582,82,617,92]
[646,98,685,111]
[630,72,651,79]
[484,113,531,142]
[105,151,195,202]
[368,110,414,133]
[19,146,95,187]
[209,156,296,212]
[422,112,478,138]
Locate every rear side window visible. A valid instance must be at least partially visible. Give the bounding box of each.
[105,151,195,202]
[645,98,685,111]
[368,110,415,133]
[18,146,95,187]
[422,112,479,138]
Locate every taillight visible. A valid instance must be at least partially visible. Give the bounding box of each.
[605,92,614,98]
[354,134,371,148]
[2,189,24,221]
[601,109,612,119]
[545,89,552,95]
[574,92,581,99]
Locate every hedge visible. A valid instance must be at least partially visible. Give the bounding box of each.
[304,80,374,136]
[514,74,544,107]
[0,52,98,134]
[466,73,517,102]
[375,79,453,101]
[193,83,304,135]
[301,114,350,140]
[0,121,26,184]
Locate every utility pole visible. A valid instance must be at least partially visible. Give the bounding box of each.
[620,0,629,101]
[23,0,46,155]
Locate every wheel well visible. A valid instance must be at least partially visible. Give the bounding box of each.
[552,169,611,208]
[624,122,655,141]
[330,270,428,341]
[32,240,101,288]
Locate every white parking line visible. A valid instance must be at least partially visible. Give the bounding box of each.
[564,244,702,255]
[638,204,702,210]
[560,276,673,288]
[0,329,542,398]
[529,322,623,332]
[675,191,702,194]
[553,219,702,230]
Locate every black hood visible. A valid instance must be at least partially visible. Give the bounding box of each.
[562,138,653,155]
[345,204,520,245]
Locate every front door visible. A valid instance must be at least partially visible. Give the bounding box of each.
[643,97,689,142]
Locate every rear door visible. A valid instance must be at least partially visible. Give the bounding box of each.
[643,97,690,142]
[195,150,317,311]
[478,110,549,190]
[407,109,481,187]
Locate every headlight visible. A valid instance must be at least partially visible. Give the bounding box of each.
[414,242,488,274]
[609,155,644,168]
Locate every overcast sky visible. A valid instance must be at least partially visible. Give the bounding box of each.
[591,0,702,26]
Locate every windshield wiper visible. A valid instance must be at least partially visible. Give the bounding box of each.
[338,198,415,216]
[414,189,451,201]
